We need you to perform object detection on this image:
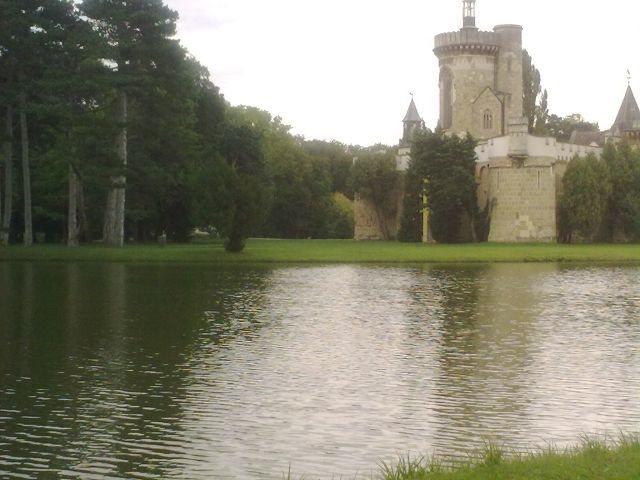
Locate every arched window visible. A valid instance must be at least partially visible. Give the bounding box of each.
[439,67,453,129]
[483,110,493,130]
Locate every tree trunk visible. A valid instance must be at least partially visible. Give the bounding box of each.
[67,164,79,247]
[103,187,117,243]
[1,104,13,246]
[78,180,90,242]
[103,91,127,247]
[19,93,32,247]
[0,118,2,223]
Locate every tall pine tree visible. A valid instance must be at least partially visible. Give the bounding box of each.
[81,0,179,246]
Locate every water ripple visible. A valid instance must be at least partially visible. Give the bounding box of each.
[1,263,640,478]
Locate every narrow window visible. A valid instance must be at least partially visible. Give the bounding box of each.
[537,170,541,191]
[483,110,493,130]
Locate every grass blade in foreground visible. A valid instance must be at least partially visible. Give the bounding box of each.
[381,436,640,479]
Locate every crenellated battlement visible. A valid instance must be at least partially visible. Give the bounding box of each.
[434,30,500,57]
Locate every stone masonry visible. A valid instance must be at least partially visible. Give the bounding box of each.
[434,21,523,140]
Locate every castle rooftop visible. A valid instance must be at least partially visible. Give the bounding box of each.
[611,85,640,133]
[403,98,422,123]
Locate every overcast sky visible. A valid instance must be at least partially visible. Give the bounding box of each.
[163,0,640,146]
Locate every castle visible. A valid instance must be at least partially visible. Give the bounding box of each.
[355,0,638,243]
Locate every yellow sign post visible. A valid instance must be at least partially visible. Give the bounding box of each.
[422,178,430,243]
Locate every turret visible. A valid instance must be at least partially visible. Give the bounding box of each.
[401,97,423,146]
[494,24,524,120]
[463,0,477,29]
[610,85,640,139]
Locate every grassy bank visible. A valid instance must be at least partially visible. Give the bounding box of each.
[1,239,640,264]
[379,437,640,480]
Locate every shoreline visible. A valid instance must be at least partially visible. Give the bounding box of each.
[1,240,640,265]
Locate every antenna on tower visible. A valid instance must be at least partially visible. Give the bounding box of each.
[463,0,476,28]
[628,69,632,86]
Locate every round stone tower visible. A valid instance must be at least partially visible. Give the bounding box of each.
[434,1,523,140]
[493,24,524,120]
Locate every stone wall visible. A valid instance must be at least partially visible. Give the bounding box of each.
[439,54,497,138]
[354,176,405,241]
[476,135,601,164]
[472,88,504,138]
[476,133,603,243]
[486,157,557,242]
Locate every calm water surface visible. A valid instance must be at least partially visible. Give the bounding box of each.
[1,262,639,478]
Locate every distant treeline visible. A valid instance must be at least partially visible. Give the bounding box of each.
[0,0,364,251]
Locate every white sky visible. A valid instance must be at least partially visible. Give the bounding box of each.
[163,0,640,146]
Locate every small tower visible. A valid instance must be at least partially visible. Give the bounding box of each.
[610,85,640,141]
[401,96,423,147]
[463,0,477,29]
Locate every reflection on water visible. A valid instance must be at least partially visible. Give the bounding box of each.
[1,262,640,479]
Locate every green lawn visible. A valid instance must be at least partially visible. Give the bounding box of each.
[1,239,640,264]
[380,437,640,480]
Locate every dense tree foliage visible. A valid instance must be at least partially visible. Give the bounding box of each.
[601,141,640,241]
[559,142,640,244]
[302,139,354,199]
[545,113,599,143]
[399,130,478,243]
[559,153,611,243]
[222,106,354,240]
[218,120,271,251]
[0,0,71,245]
[522,50,550,135]
[0,0,357,251]
[81,0,187,246]
[522,50,541,134]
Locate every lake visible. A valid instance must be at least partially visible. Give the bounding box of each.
[1,262,639,478]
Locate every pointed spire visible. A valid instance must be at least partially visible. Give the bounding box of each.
[612,85,640,133]
[403,97,422,123]
[401,96,423,146]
